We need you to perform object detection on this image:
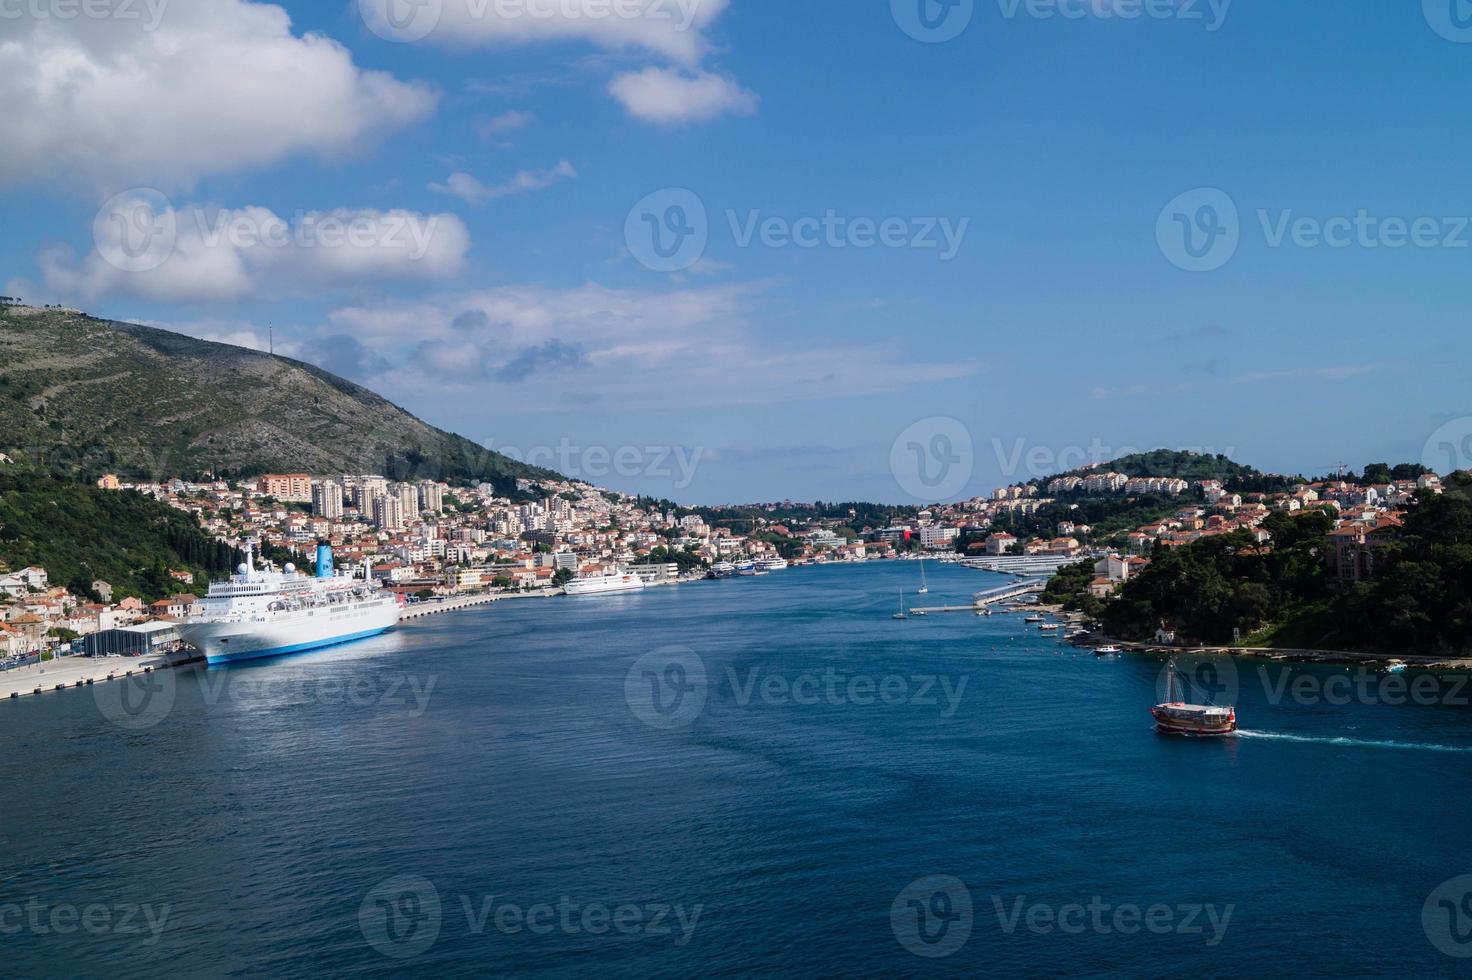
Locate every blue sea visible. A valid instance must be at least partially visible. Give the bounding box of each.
[4,561,1472,977]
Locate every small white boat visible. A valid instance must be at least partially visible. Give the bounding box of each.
[1384,659,1407,674]
[917,557,929,594]
[1024,614,1044,624]
[1095,645,1122,656]
[893,591,907,620]
[1039,623,1060,632]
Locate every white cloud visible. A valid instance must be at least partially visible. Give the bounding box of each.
[429,160,577,206]
[42,197,470,303]
[0,0,435,194]
[375,0,729,64]
[320,282,976,408]
[476,109,535,138]
[608,67,757,124]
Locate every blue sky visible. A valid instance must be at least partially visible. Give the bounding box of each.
[5,1,1471,502]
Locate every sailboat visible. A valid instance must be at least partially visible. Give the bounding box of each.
[892,591,908,620]
[1151,660,1237,737]
[917,557,929,594]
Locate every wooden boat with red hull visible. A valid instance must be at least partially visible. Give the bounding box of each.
[1152,660,1238,737]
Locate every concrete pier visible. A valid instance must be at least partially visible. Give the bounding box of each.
[0,653,179,701]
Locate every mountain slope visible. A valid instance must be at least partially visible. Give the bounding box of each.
[0,305,558,490]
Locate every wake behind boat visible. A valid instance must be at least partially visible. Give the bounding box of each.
[178,542,401,666]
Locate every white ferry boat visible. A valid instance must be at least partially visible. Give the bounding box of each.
[563,569,647,596]
[754,558,789,572]
[178,543,401,666]
[711,561,737,578]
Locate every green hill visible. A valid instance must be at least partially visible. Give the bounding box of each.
[0,472,240,602]
[0,304,559,493]
[1056,449,1262,483]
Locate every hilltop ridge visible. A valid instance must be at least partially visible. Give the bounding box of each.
[0,305,558,492]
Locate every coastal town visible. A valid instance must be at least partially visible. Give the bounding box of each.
[0,456,1454,669]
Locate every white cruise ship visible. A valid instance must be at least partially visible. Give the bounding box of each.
[754,557,789,572]
[563,569,646,596]
[178,543,401,665]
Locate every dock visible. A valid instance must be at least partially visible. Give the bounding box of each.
[972,579,1048,607]
[0,652,181,701]
[907,579,1048,616]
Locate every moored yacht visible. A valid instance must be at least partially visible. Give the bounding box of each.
[564,568,647,596]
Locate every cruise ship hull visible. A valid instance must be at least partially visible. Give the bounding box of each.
[179,602,401,665]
